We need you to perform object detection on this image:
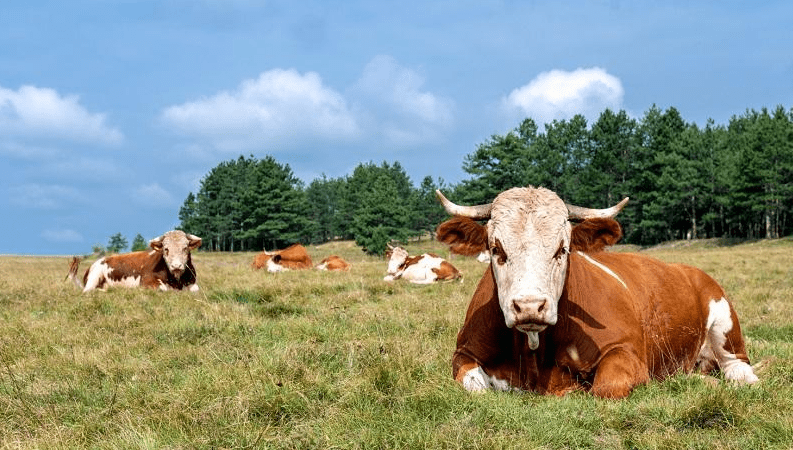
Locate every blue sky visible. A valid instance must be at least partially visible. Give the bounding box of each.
[2,1,791,255]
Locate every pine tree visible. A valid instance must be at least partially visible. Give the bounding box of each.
[306,174,347,243]
[538,114,591,202]
[353,174,410,254]
[130,234,148,251]
[237,156,312,250]
[588,109,639,239]
[412,176,447,240]
[633,106,687,244]
[458,118,538,203]
[346,162,414,255]
[107,233,128,253]
[180,155,311,251]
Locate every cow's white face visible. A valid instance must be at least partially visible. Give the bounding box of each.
[485,188,571,346]
[436,186,628,350]
[265,256,286,273]
[385,246,409,275]
[149,230,202,278]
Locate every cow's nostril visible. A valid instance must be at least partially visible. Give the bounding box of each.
[537,300,546,314]
[513,301,522,313]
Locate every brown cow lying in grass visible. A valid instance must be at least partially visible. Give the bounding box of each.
[315,255,351,271]
[435,187,758,398]
[252,244,313,272]
[67,230,202,292]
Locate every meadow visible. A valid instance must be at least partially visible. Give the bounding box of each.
[1,238,792,449]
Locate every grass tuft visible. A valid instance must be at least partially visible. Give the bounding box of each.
[677,391,740,430]
[747,324,793,342]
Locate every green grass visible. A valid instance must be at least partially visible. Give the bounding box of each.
[1,239,792,449]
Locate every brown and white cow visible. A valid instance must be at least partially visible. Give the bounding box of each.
[67,230,202,293]
[315,255,351,271]
[252,243,313,272]
[383,244,462,284]
[435,186,758,398]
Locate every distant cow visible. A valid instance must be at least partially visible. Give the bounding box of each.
[435,186,758,398]
[316,255,351,271]
[383,244,462,284]
[252,244,313,272]
[67,230,202,293]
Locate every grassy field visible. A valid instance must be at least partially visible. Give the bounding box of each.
[1,238,792,449]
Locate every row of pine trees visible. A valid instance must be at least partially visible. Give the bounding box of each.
[178,105,793,254]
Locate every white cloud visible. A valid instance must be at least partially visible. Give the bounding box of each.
[502,67,624,126]
[352,55,454,146]
[162,59,455,154]
[0,85,123,144]
[355,55,453,126]
[7,183,84,209]
[133,183,177,208]
[42,228,83,243]
[161,69,360,151]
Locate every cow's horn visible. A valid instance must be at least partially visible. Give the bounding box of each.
[566,197,629,220]
[435,190,493,219]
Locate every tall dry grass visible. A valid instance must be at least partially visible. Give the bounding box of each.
[1,238,791,449]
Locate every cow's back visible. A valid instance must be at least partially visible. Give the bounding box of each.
[278,244,313,269]
[252,244,313,271]
[317,255,351,271]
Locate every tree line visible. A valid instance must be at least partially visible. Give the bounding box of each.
[177,104,793,254]
[177,156,448,254]
[86,232,147,255]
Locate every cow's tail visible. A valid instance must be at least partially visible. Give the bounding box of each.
[66,256,84,289]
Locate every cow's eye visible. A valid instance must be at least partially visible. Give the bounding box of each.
[164,248,169,256]
[491,240,507,265]
[553,243,568,260]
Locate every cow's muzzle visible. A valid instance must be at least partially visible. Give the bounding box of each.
[170,264,185,278]
[512,298,557,327]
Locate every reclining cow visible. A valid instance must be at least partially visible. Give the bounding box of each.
[67,230,202,293]
[383,244,462,284]
[435,186,758,398]
[252,243,313,272]
[315,255,352,271]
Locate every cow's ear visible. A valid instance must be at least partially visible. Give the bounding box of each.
[570,218,622,252]
[149,235,164,251]
[436,216,488,256]
[187,234,202,250]
[272,254,282,263]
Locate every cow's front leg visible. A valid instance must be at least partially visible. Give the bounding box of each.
[455,362,490,391]
[455,362,522,392]
[590,347,650,399]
